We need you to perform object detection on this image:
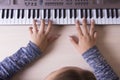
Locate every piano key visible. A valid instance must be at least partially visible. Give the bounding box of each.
[107,9,110,18]
[2,9,5,19]
[71,9,75,24]
[111,9,114,18]
[59,9,63,24]
[21,9,25,19]
[92,9,98,24]
[28,9,31,19]
[14,10,19,24]
[96,9,99,18]
[63,9,68,24]
[6,9,9,19]
[25,9,30,24]
[101,9,106,24]
[54,9,57,18]
[89,9,92,18]
[108,9,113,24]
[85,9,88,18]
[11,9,14,19]
[63,9,66,19]
[0,10,2,24]
[74,9,77,18]
[17,9,20,19]
[48,9,51,19]
[37,9,40,18]
[70,9,72,18]
[43,9,46,19]
[81,9,83,18]
[100,9,103,18]
[112,9,117,24]
[115,9,119,18]
[116,9,120,24]
[52,9,56,24]
[33,9,36,19]
[59,9,62,18]
[67,9,72,24]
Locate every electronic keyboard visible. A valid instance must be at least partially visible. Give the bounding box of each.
[0,0,120,25]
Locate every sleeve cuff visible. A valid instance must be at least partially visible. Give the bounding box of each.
[29,41,42,55]
[82,46,99,58]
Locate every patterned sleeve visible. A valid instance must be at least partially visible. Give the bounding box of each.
[0,41,42,80]
[82,46,119,80]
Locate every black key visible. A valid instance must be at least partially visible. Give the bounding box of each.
[89,9,92,18]
[74,9,77,18]
[85,9,88,18]
[55,9,57,18]
[100,9,103,18]
[37,9,40,18]
[63,9,66,18]
[17,9,20,19]
[48,9,51,19]
[115,9,119,18]
[59,9,62,18]
[96,9,99,18]
[33,9,36,18]
[111,9,114,18]
[21,9,24,19]
[44,9,46,18]
[28,9,31,19]
[11,9,14,19]
[107,9,110,18]
[2,9,5,19]
[81,9,83,18]
[6,9,9,19]
[70,9,72,18]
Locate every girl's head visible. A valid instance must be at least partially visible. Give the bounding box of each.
[45,67,96,80]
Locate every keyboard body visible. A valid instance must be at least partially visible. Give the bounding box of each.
[0,0,120,25]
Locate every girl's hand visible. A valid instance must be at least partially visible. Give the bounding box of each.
[70,18,97,54]
[29,20,59,52]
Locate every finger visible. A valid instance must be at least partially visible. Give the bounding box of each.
[81,18,89,35]
[29,27,33,35]
[90,19,95,37]
[75,20,83,38]
[33,20,38,32]
[39,19,45,33]
[69,36,78,49]
[94,31,97,40]
[45,20,52,36]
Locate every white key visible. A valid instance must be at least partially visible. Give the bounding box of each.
[14,10,19,24]
[10,9,15,24]
[78,9,82,23]
[67,9,72,24]
[87,9,91,24]
[116,9,120,24]
[109,9,113,24]
[59,9,63,24]
[52,9,57,24]
[56,9,60,24]
[92,9,97,24]
[71,9,74,24]
[97,9,102,24]
[25,10,30,25]
[29,9,33,25]
[104,9,109,24]
[0,10,2,24]
[41,9,44,19]
[113,9,117,24]
[63,9,68,24]
[101,9,106,24]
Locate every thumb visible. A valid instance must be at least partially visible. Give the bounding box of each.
[69,36,78,49]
